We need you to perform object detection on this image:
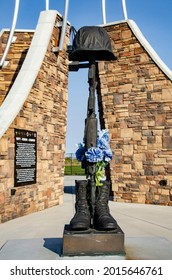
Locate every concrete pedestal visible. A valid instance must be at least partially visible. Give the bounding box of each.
[62,224,125,256]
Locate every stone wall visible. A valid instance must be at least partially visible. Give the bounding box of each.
[98,22,172,206]
[0,14,69,223]
[0,30,34,105]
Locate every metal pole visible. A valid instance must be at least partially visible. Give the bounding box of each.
[58,0,70,51]
[0,0,20,68]
[45,0,49,10]
[122,0,128,20]
[101,0,106,24]
[70,153,72,175]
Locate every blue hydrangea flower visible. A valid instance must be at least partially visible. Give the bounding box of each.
[98,137,109,150]
[75,143,85,162]
[99,129,109,142]
[103,148,113,162]
[75,129,113,165]
[97,129,110,150]
[85,147,104,163]
[75,129,113,186]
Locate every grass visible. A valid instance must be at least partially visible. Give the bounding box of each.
[64,165,85,175]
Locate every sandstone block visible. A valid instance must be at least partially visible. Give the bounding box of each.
[163,136,172,149]
[121,128,133,138]
[133,153,146,161]
[121,30,132,39]
[154,157,166,165]
[135,161,143,170]
[162,88,172,100]
[123,144,133,156]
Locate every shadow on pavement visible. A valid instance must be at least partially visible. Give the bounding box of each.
[43,238,63,256]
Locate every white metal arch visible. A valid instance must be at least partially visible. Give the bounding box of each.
[0,0,130,66]
[0,0,20,68]
[0,0,70,67]
[101,0,128,24]
[59,0,69,51]
[102,0,107,24]
[46,0,49,10]
[122,0,128,20]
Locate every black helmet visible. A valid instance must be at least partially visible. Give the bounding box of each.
[69,26,116,62]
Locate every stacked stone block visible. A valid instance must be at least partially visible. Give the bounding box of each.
[0,14,69,223]
[0,30,34,105]
[98,22,172,205]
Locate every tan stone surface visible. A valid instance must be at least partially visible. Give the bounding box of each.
[98,22,172,206]
[0,14,69,223]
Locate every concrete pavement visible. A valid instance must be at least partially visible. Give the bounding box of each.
[0,176,172,260]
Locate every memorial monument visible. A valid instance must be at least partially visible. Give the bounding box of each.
[62,26,125,256]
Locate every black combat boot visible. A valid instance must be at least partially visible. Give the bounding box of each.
[70,180,91,230]
[94,181,117,230]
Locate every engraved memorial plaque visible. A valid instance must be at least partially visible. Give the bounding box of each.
[14,129,37,187]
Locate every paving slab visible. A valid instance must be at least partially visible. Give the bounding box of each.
[0,236,172,260]
[0,176,172,260]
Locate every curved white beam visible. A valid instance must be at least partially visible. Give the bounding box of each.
[128,19,172,80]
[100,19,172,81]
[0,0,20,68]
[122,0,128,20]
[0,11,57,138]
[59,0,70,51]
[102,0,107,24]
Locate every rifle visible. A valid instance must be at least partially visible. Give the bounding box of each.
[83,59,98,226]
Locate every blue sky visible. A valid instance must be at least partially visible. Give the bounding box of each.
[0,0,172,154]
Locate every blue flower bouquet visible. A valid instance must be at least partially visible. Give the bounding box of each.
[75,129,112,186]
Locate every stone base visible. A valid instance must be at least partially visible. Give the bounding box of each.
[62,224,125,256]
